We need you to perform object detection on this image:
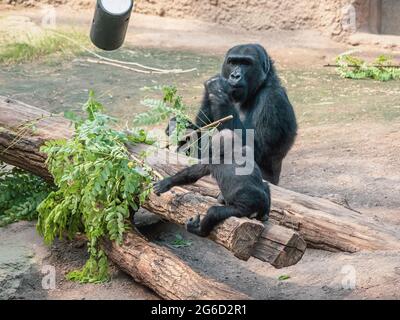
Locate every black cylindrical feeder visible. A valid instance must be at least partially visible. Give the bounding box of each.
[90,0,134,51]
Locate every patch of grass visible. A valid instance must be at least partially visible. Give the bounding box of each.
[0,30,89,65]
[284,69,400,126]
[170,234,193,248]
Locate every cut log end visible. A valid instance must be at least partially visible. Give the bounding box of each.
[211,217,265,260]
[252,223,307,268]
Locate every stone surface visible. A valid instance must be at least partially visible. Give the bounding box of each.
[0,222,47,299]
[2,0,373,38]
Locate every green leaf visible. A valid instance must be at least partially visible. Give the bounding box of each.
[278,275,291,281]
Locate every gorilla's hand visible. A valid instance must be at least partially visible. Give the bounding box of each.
[153,178,173,196]
[205,76,232,107]
[186,215,207,237]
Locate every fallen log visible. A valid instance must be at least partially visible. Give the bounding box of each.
[0,97,249,300]
[128,145,307,267]
[145,189,264,260]
[131,130,400,253]
[3,96,400,254]
[0,96,306,267]
[101,230,249,300]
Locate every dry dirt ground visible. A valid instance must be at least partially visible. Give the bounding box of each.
[0,7,400,300]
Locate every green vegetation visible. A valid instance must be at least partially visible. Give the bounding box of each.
[134,86,192,145]
[0,164,53,227]
[36,91,155,283]
[336,54,400,81]
[0,30,88,64]
[0,87,197,284]
[170,234,193,248]
[278,275,291,281]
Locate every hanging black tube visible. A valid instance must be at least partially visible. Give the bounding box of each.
[90,0,134,51]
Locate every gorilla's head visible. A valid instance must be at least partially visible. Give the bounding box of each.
[221,44,270,103]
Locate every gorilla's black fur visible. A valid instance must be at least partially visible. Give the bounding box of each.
[168,44,297,185]
[154,130,271,237]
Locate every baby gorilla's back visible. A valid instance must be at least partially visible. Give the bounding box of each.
[210,162,271,222]
[186,161,270,236]
[154,129,271,237]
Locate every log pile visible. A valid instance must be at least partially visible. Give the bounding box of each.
[1,96,400,299]
[131,143,400,253]
[0,96,307,268]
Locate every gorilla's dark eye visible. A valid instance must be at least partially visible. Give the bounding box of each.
[227,56,253,66]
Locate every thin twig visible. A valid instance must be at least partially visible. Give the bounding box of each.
[197,108,213,127]
[130,153,164,180]
[85,58,153,74]
[84,58,198,75]
[181,115,234,140]
[1,115,50,155]
[324,64,400,68]
[165,115,234,149]
[48,29,197,74]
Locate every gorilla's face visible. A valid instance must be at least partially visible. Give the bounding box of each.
[221,44,268,103]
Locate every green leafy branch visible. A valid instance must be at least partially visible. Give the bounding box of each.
[133,86,192,145]
[336,54,400,81]
[37,91,155,283]
[0,164,53,227]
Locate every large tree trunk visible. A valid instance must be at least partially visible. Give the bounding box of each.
[144,189,265,261]
[102,230,249,300]
[130,143,400,253]
[0,96,306,268]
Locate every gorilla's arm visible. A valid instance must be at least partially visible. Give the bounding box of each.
[253,88,297,184]
[255,89,296,154]
[153,164,211,195]
[195,80,247,132]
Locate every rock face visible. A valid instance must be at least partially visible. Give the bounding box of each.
[0,222,48,300]
[5,0,372,38]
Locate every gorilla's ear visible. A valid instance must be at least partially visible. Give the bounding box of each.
[254,44,270,79]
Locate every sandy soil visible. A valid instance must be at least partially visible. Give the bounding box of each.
[0,7,400,300]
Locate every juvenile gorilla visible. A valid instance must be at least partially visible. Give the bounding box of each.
[167,44,297,185]
[154,130,271,237]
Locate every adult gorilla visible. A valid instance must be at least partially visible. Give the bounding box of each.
[169,44,297,185]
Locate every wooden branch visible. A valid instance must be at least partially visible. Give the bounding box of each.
[164,115,234,149]
[181,115,234,138]
[0,96,305,268]
[101,229,249,300]
[324,64,400,68]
